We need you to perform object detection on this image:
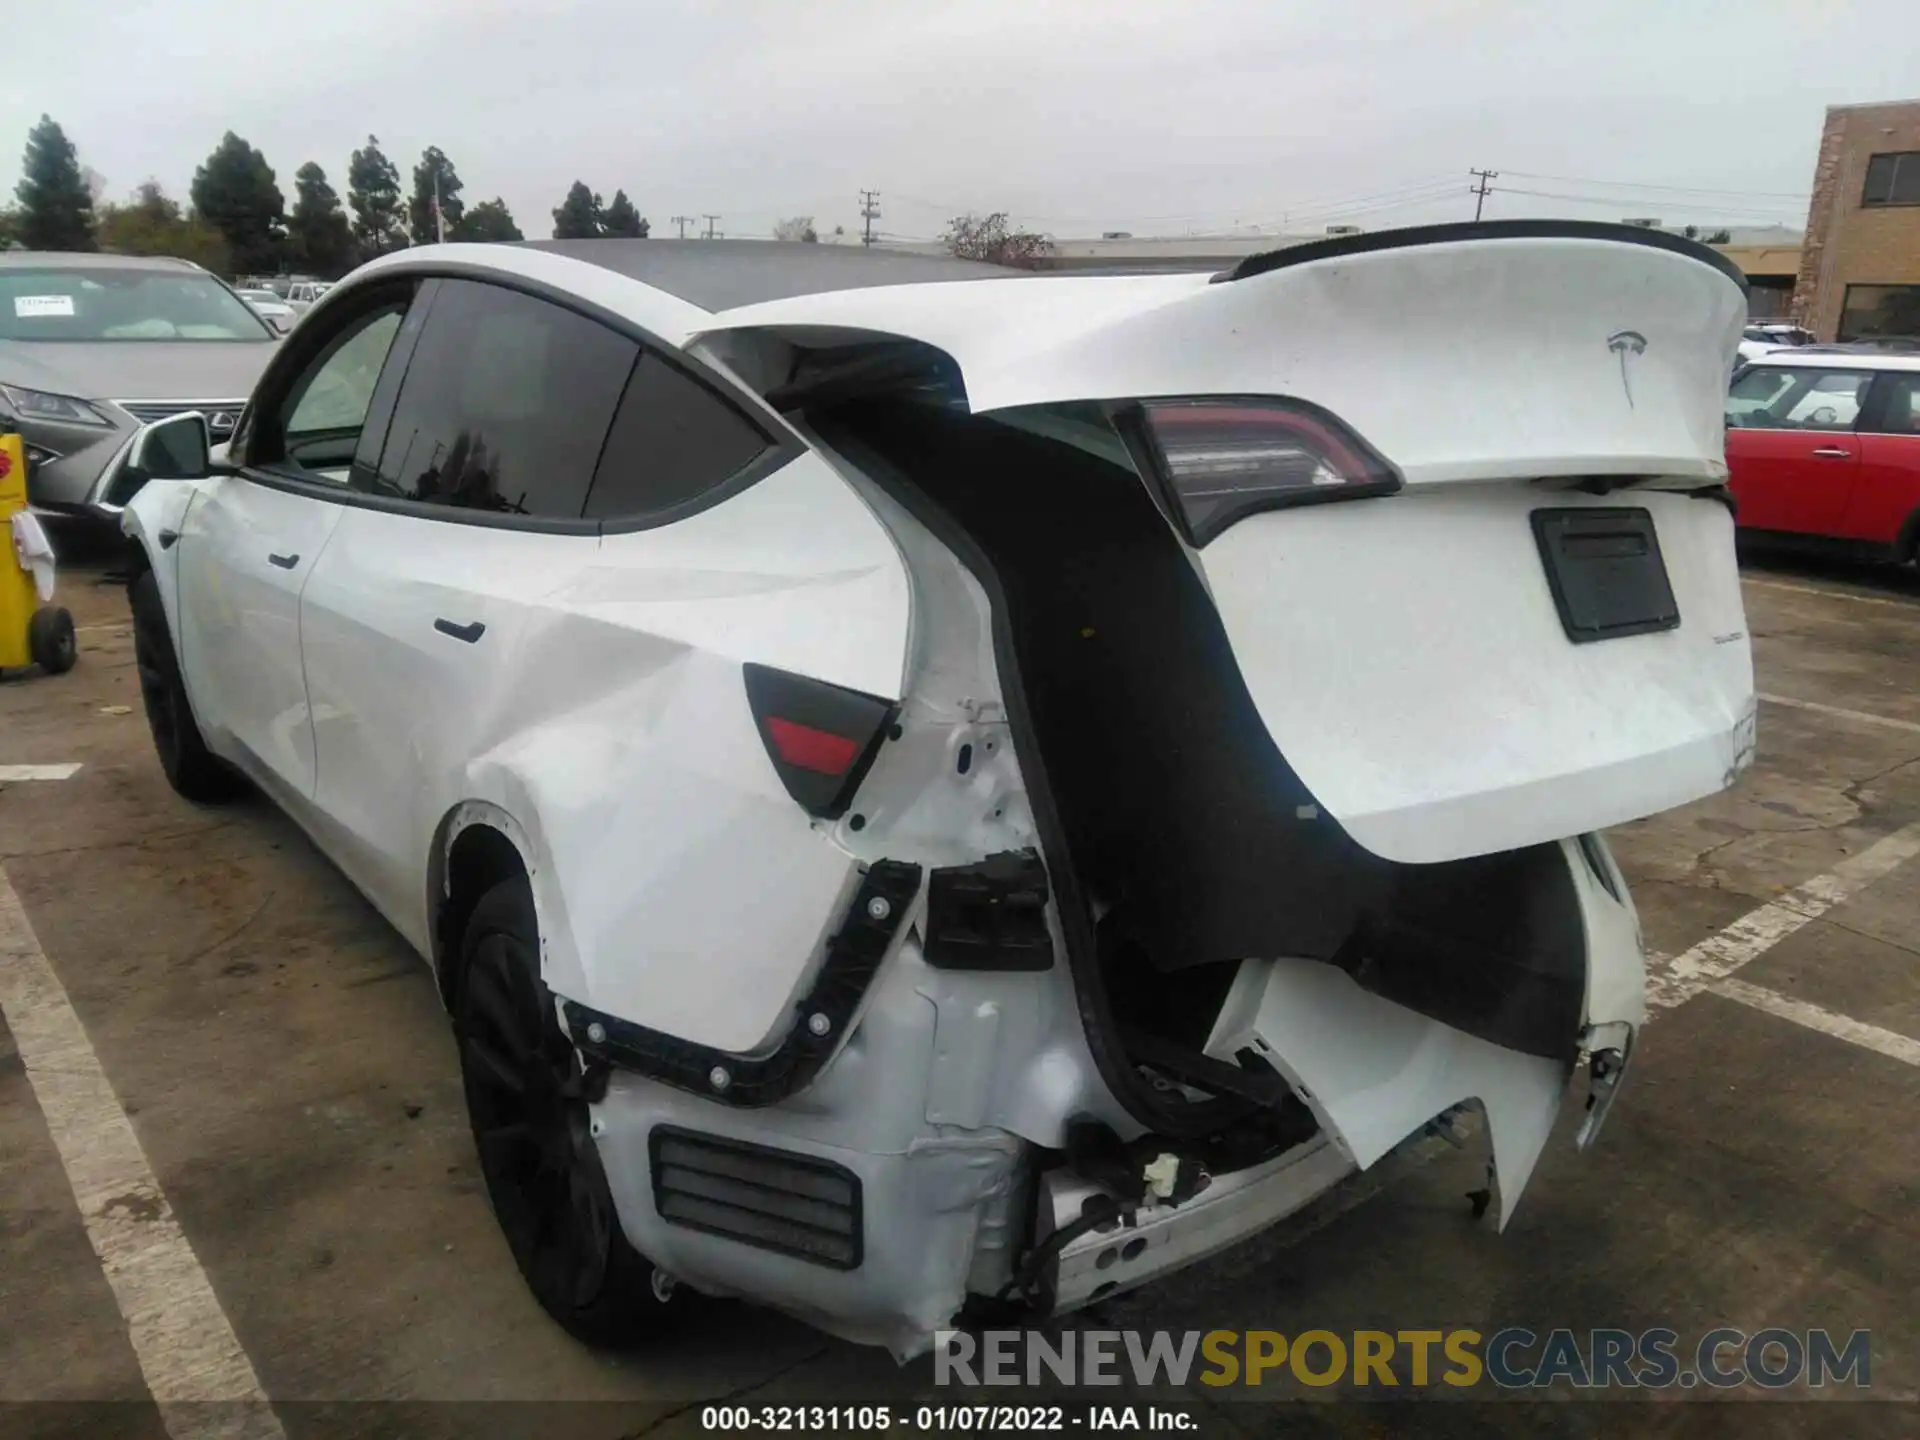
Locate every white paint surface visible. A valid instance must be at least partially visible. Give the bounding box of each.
[1712,977,1920,1067]
[1645,820,1920,1011]
[0,868,284,1437]
[0,763,83,781]
[1758,692,1920,736]
[1201,486,1755,862]
[700,232,1747,483]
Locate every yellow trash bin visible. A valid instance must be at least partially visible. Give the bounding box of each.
[0,432,78,674]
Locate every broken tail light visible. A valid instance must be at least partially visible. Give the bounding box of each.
[743,663,897,820]
[1126,398,1401,545]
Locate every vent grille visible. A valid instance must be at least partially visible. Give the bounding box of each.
[650,1127,862,1270]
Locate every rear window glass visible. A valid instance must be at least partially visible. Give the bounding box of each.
[584,353,773,520]
[0,268,274,342]
[365,278,636,519]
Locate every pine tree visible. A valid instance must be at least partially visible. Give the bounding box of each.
[347,135,405,259]
[452,199,523,243]
[408,146,466,244]
[551,181,602,239]
[191,132,286,274]
[288,163,353,277]
[14,115,97,251]
[601,189,648,238]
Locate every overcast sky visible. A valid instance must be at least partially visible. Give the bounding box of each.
[4,0,1913,242]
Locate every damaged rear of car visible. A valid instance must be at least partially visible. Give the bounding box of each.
[119,222,1753,1362]
[563,222,1753,1355]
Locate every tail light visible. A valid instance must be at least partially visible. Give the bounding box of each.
[743,663,896,820]
[1125,398,1401,545]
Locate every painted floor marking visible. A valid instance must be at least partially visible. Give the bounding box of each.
[1758,692,1920,736]
[1645,820,1920,1012]
[0,763,83,781]
[0,867,285,1440]
[1711,977,1920,1067]
[1742,576,1920,610]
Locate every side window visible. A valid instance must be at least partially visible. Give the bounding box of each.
[1725,367,1868,432]
[584,352,776,521]
[1865,374,1920,436]
[366,279,636,519]
[278,307,406,479]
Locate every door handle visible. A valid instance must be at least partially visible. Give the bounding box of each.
[157,529,179,549]
[1811,447,1852,459]
[433,618,486,644]
[267,552,300,568]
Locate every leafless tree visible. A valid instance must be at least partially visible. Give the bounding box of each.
[942,212,1052,269]
[773,215,818,243]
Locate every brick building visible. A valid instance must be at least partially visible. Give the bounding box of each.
[1793,98,1920,341]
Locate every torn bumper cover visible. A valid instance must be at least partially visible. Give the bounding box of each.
[1206,835,1647,1227]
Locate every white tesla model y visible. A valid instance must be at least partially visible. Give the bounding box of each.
[113,223,1755,1357]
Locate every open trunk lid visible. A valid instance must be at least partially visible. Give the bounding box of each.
[695,221,1755,863]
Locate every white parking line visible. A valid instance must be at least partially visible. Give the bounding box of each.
[1743,576,1920,610]
[0,764,83,781]
[1758,692,1920,736]
[1712,977,1920,1067]
[0,868,285,1440]
[1645,820,1920,1012]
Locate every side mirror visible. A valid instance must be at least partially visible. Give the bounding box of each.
[129,412,211,482]
[96,412,213,511]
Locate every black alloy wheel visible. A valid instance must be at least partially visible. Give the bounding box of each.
[456,878,663,1345]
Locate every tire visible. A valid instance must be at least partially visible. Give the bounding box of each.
[27,606,77,674]
[128,569,246,804]
[456,876,666,1346]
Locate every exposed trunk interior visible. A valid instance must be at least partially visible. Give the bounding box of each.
[813,393,1590,1129]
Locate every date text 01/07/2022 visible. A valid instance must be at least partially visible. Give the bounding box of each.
[699,1404,1198,1431]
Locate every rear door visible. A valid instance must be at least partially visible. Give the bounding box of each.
[297,272,911,1055]
[1724,364,1870,535]
[1843,369,1920,549]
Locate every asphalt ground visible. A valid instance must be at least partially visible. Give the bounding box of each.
[2,549,1916,1439]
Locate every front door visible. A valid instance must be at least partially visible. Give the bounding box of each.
[1724,365,1871,536]
[174,478,342,794]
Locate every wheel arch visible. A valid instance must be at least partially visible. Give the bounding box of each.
[1896,505,1920,564]
[428,800,541,1013]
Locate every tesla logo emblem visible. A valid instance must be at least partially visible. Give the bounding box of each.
[1608,330,1648,408]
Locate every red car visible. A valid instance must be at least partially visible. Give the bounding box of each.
[1725,353,1920,561]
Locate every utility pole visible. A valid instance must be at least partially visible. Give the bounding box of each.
[433,170,446,244]
[1469,168,1498,222]
[671,215,694,239]
[859,189,881,246]
[702,214,721,240]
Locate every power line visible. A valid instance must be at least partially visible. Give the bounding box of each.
[859,189,882,246]
[1499,169,1808,201]
[1490,185,1805,220]
[1469,168,1498,222]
